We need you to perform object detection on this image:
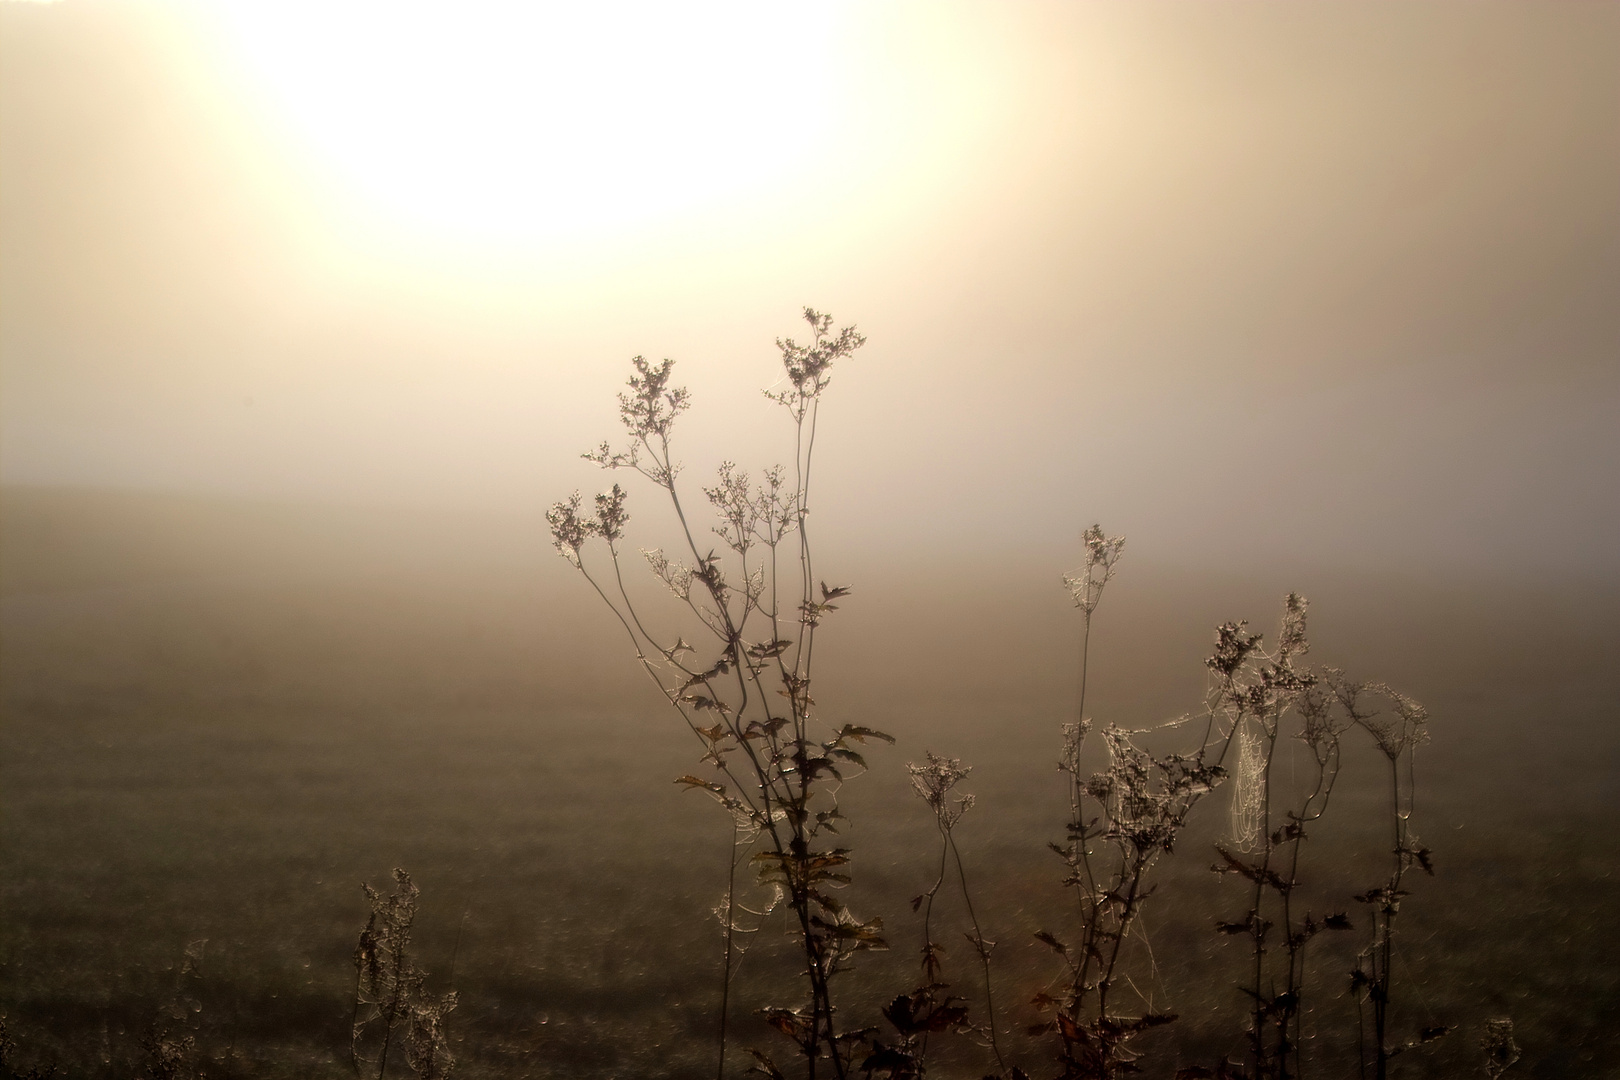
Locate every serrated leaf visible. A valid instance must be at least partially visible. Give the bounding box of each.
[836,724,895,745]
[828,747,868,769]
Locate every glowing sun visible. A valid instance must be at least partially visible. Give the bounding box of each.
[209,2,842,245]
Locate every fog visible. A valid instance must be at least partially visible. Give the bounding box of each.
[3,0,1615,579]
[3,3,1618,1077]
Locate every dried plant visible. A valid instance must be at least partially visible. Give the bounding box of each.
[1332,677,1440,1079]
[548,325,1462,1080]
[1191,602,1445,1080]
[1039,538,1448,1080]
[550,309,887,1080]
[351,869,458,1080]
[524,306,1514,1080]
[0,311,1516,1080]
[1200,597,1352,1080]
[865,752,1004,1080]
[1032,528,1224,1079]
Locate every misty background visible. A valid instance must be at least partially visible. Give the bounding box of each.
[2,2,1617,1077]
[3,0,1615,578]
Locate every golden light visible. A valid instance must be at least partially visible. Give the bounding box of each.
[203,1,843,247]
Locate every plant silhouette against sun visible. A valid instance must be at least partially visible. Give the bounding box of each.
[548,309,887,1080]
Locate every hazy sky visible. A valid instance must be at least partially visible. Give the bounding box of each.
[2,1,1616,579]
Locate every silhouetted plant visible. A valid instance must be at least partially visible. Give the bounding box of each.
[545,317,1468,1080]
[1332,677,1439,1079]
[550,309,887,1080]
[866,752,1004,1079]
[351,869,458,1080]
[0,310,1522,1079]
[1191,604,1446,1080]
[1031,545,1443,1080]
[1200,597,1354,1080]
[1030,528,1225,1079]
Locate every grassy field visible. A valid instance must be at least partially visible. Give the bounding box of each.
[2,489,1615,1078]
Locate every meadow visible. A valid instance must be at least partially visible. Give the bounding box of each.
[1,488,1615,1078]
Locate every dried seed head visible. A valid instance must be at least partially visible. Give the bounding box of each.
[1278,592,1309,661]
[768,309,865,416]
[1207,621,1262,681]
[618,356,689,440]
[594,483,630,543]
[908,753,975,827]
[546,492,597,567]
[1064,525,1125,617]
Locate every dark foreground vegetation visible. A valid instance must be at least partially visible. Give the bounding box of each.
[2,315,1616,1078]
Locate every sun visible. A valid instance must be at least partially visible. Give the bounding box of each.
[205,2,842,247]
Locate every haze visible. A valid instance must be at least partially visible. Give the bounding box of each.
[5,6,1620,1075]
[3,0,1614,582]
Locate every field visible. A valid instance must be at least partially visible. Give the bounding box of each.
[2,489,1615,1078]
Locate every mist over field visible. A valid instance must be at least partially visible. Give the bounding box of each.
[2,1,1617,1078]
[4,489,1617,1077]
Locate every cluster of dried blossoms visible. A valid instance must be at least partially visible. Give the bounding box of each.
[546,316,1453,1080]
[1040,538,1440,1080]
[1039,528,1230,1079]
[550,310,888,1080]
[351,869,457,1080]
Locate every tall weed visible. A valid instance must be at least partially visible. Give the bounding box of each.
[0,309,1492,1079]
[550,311,1456,1080]
[549,309,886,1079]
